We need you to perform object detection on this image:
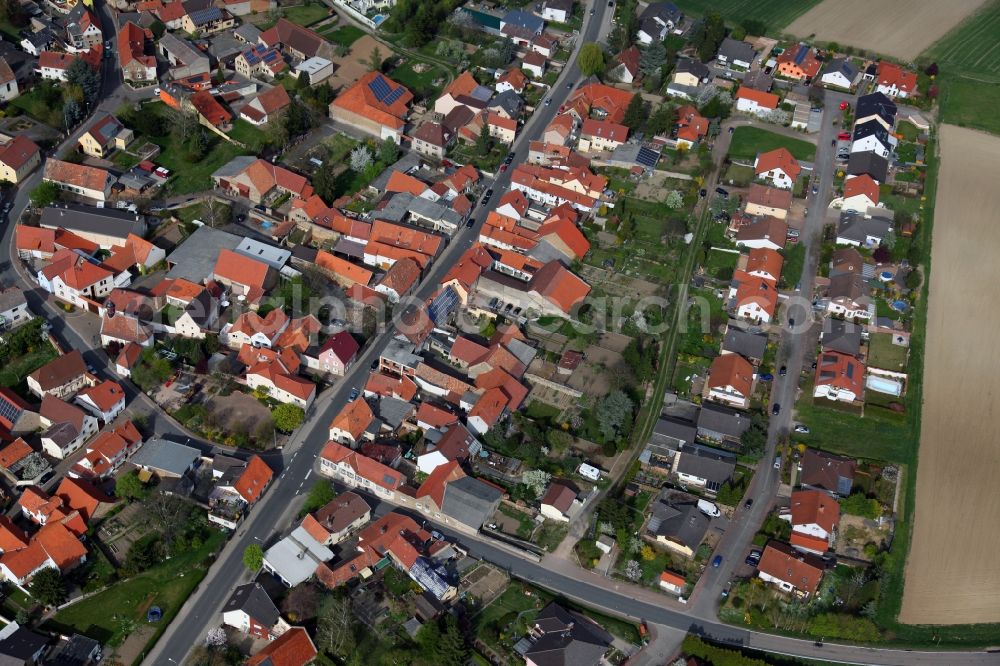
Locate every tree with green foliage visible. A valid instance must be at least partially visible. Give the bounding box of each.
[475,120,492,156]
[417,615,467,666]
[283,100,314,139]
[0,0,27,28]
[546,429,572,453]
[380,136,399,165]
[301,480,335,515]
[297,70,310,89]
[578,42,606,77]
[498,37,515,65]
[741,19,768,38]
[131,348,172,392]
[623,338,654,382]
[368,46,383,72]
[123,533,164,576]
[646,104,674,136]
[243,544,264,571]
[30,181,59,208]
[272,403,306,433]
[840,493,881,519]
[740,410,769,456]
[607,0,637,52]
[29,568,66,606]
[639,40,666,75]
[116,471,147,501]
[622,93,646,130]
[521,469,551,498]
[150,19,166,38]
[63,98,84,129]
[66,57,101,109]
[905,269,922,290]
[595,389,634,445]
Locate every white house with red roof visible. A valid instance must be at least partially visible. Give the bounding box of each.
[74,380,126,423]
[813,351,865,403]
[754,147,801,190]
[735,86,779,116]
[69,420,143,481]
[875,61,917,98]
[303,330,359,377]
[242,345,316,409]
[781,489,840,554]
[318,441,404,501]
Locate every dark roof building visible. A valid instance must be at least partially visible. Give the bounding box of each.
[696,402,751,446]
[847,152,888,183]
[222,582,280,628]
[721,322,768,361]
[799,449,856,496]
[675,58,710,81]
[45,634,101,666]
[717,37,756,66]
[674,443,736,492]
[646,489,710,554]
[855,92,897,128]
[441,475,503,529]
[820,318,863,357]
[522,602,612,666]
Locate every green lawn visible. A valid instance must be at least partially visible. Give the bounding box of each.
[896,122,920,142]
[722,163,754,187]
[498,504,535,539]
[921,0,1000,136]
[47,531,225,649]
[281,2,330,26]
[10,86,63,128]
[227,119,270,152]
[728,126,816,162]
[319,24,365,47]
[779,242,806,289]
[794,382,911,463]
[868,333,909,372]
[388,61,446,100]
[702,247,738,278]
[0,346,58,395]
[669,0,821,31]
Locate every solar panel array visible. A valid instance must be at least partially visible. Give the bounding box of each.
[428,285,459,324]
[0,394,22,425]
[635,146,660,168]
[368,74,405,106]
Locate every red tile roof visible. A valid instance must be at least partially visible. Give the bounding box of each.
[213,248,270,292]
[541,482,576,513]
[77,380,125,413]
[118,21,155,70]
[247,627,317,666]
[0,438,32,470]
[190,90,232,128]
[0,515,28,553]
[745,247,783,281]
[415,402,459,429]
[55,476,108,523]
[537,215,590,259]
[746,183,792,210]
[416,459,464,508]
[581,118,628,143]
[318,330,360,365]
[316,251,373,286]
[329,398,374,441]
[377,256,421,296]
[789,489,840,534]
[755,147,801,180]
[365,372,417,401]
[386,170,428,196]
[814,350,865,397]
[529,261,591,314]
[0,135,40,171]
[320,441,404,492]
[843,174,879,205]
[734,273,779,319]
[43,158,110,192]
[708,353,754,398]
[15,226,55,254]
[877,61,917,94]
[569,82,633,124]
[234,455,273,504]
[758,541,825,595]
[330,71,412,132]
[736,85,779,109]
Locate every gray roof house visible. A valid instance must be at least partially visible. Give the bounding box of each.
[158,32,211,79]
[501,10,544,35]
[674,443,736,493]
[717,37,756,68]
[646,490,710,555]
[836,211,892,248]
[222,582,281,630]
[847,152,888,183]
[675,58,710,81]
[721,322,768,361]
[39,205,146,248]
[696,403,751,446]
[820,318,863,356]
[262,525,333,587]
[130,438,201,477]
[165,225,242,282]
[441,476,503,529]
[820,57,859,89]
[522,602,612,666]
[639,2,682,31]
[234,23,261,44]
[488,89,524,119]
[45,634,102,666]
[0,625,49,665]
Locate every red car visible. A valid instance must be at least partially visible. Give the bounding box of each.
[499,164,508,172]
[837,132,851,141]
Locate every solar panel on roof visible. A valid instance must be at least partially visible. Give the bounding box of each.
[794,46,808,66]
[0,396,22,424]
[383,85,405,105]
[368,74,392,102]
[635,146,660,168]
[429,286,459,324]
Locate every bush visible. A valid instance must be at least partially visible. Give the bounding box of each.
[807,613,881,642]
[840,493,881,519]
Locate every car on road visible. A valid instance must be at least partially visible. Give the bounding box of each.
[774,456,782,469]
[153,87,161,96]
[745,549,762,565]
[779,365,787,376]
[744,499,754,510]
[794,424,811,434]
[788,318,795,327]
[812,185,819,195]
[466,218,475,228]
[505,151,514,163]
[699,188,707,197]
[567,81,574,88]
[721,583,731,598]
[590,7,594,14]
[772,403,781,415]
[348,388,359,400]
[499,164,507,172]
[728,126,734,134]
[544,98,551,105]
[837,132,851,140]
[712,555,722,568]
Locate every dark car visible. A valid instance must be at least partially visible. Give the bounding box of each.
[745,549,762,565]
[486,188,494,197]
[788,317,795,327]
[499,164,507,172]
[779,365,787,376]
[772,403,781,415]
[728,126,735,134]
[466,218,475,228]
[567,81,574,89]
[348,388,359,401]
[589,8,594,14]
[712,555,723,568]
[759,373,774,382]
[715,187,729,198]
[744,499,754,509]
[699,188,707,197]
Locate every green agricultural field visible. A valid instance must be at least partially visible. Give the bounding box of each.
[922,0,1000,136]
[282,2,330,26]
[728,126,816,162]
[669,0,822,32]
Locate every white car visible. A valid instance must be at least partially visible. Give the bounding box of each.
[794,424,811,434]
[153,87,161,96]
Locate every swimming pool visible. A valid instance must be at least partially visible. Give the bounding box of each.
[867,375,903,396]
[372,13,386,25]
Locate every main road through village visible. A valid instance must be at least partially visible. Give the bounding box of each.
[3,0,996,663]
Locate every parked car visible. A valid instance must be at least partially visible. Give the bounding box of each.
[794,424,811,434]
[772,403,781,415]
[779,365,787,376]
[544,98,551,106]
[499,164,507,172]
[812,185,819,195]
[728,126,735,134]
[348,388,359,401]
[466,218,475,228]
[744,499,754,509]
[745,549,762,565]
[712,555,723,568]
[759,373,774,382]
[774,456,782,469]
[715,187,729,198]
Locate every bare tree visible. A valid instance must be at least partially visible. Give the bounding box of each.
[170,108,200,142]
[201,199,230,229]
[143,492,189,555]
[315,595,356,659]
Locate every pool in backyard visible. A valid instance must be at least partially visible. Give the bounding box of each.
[372,13,386,25]
[867,375,903,396]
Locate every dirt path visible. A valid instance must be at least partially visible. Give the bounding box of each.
[900,125,1000,624]
[786,0,987,61]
